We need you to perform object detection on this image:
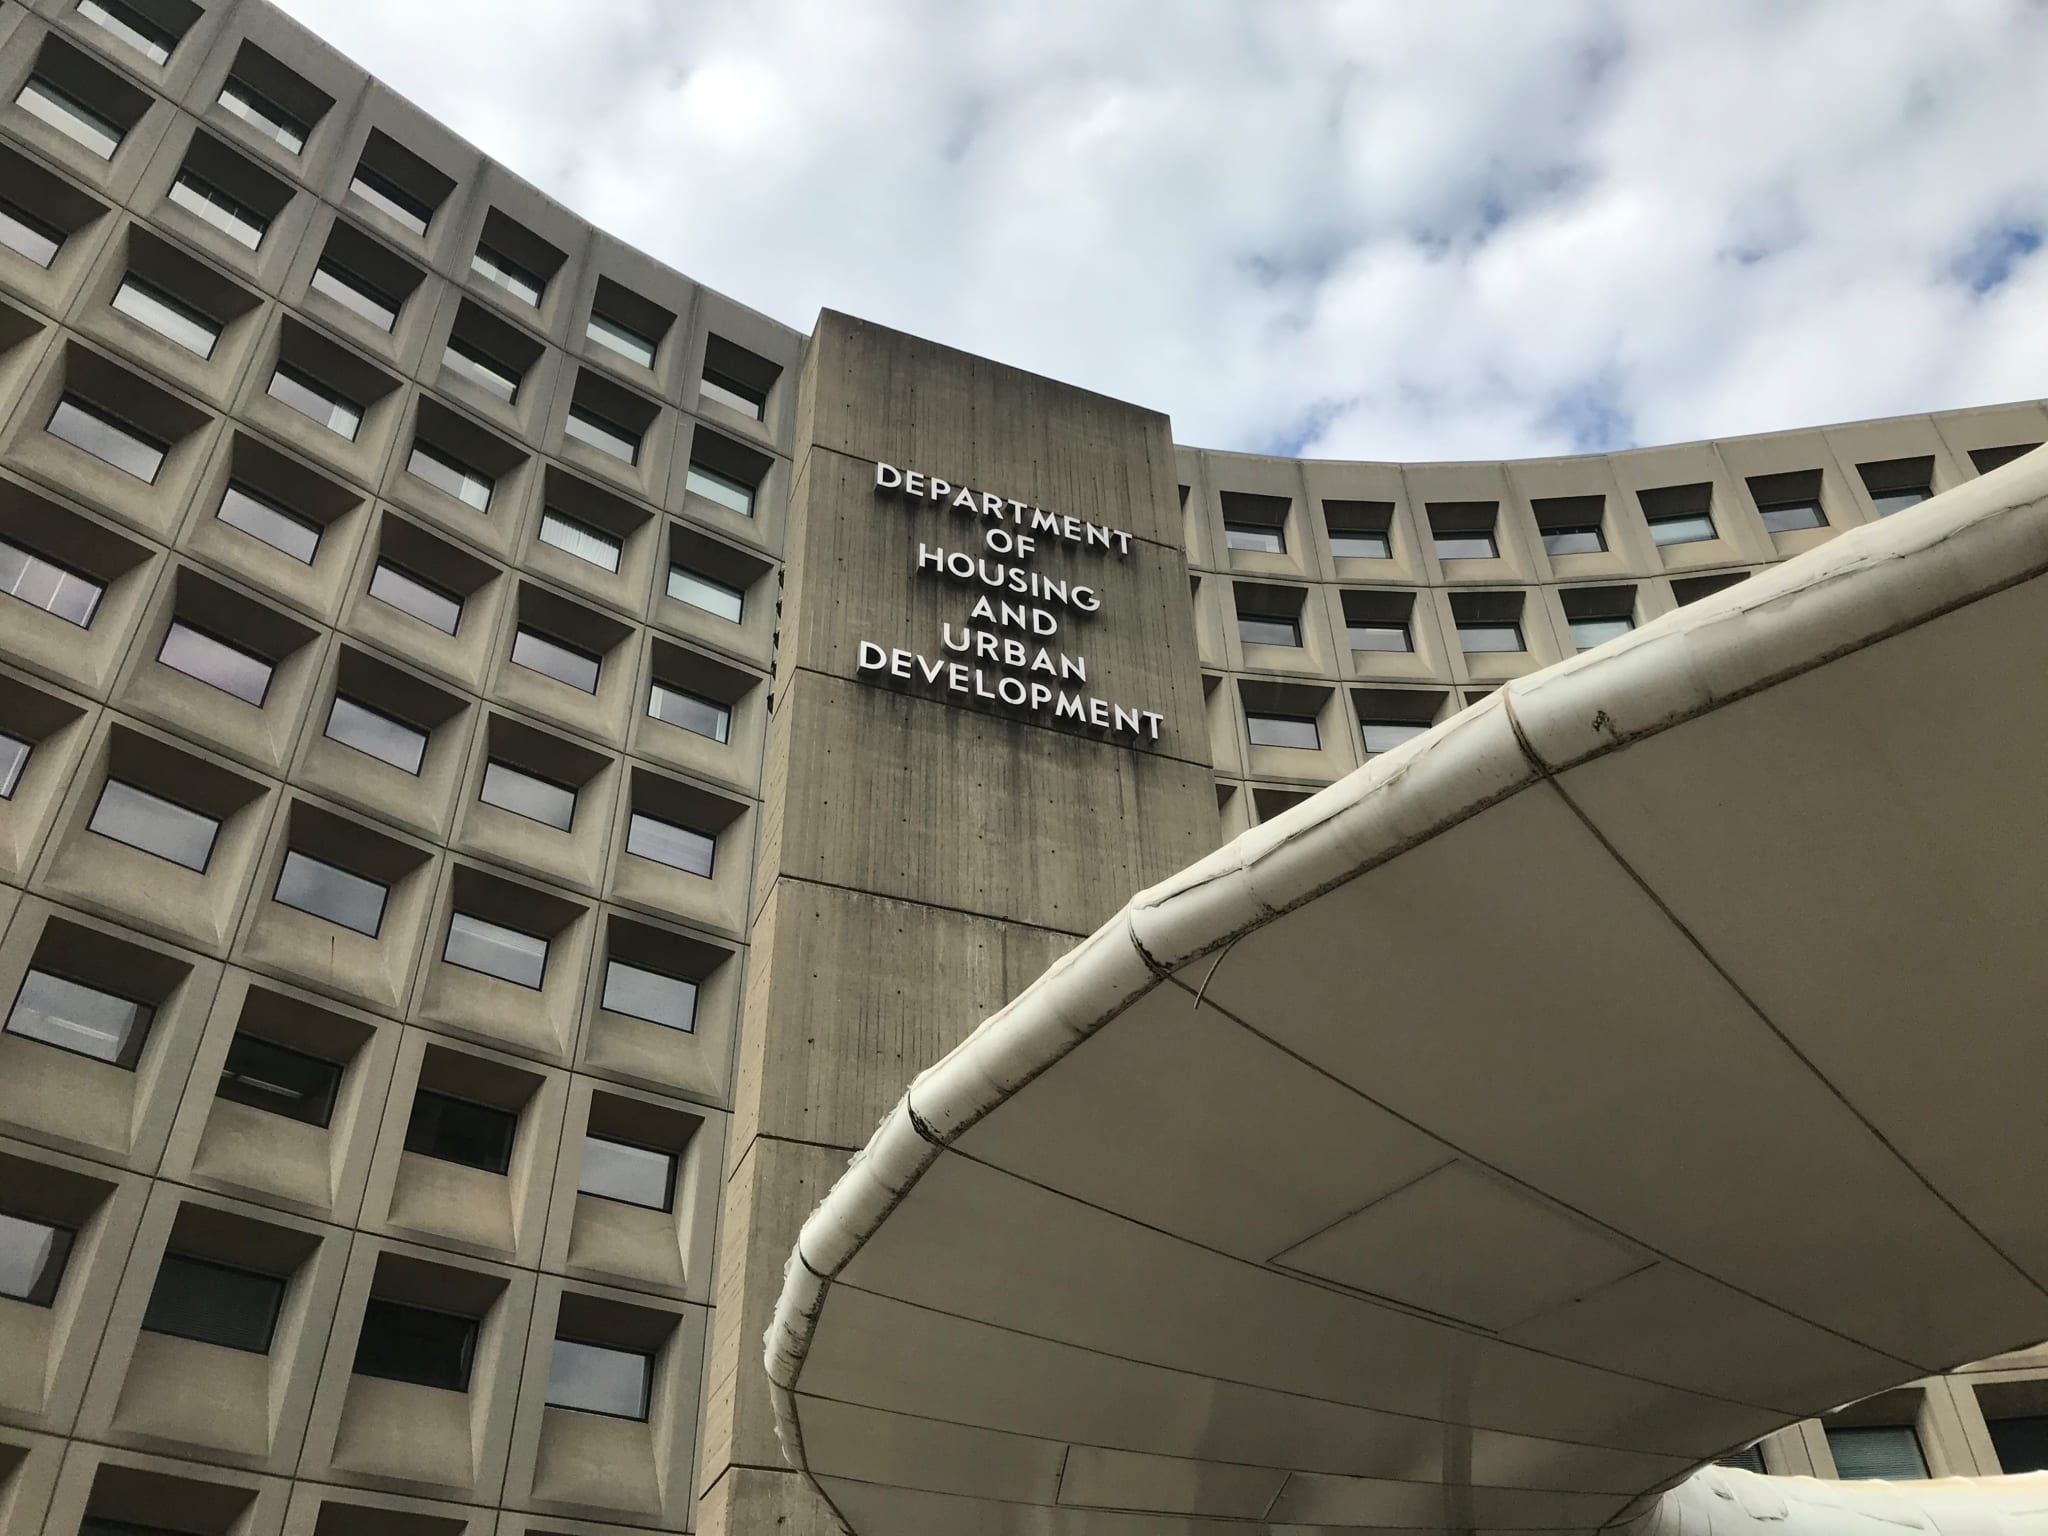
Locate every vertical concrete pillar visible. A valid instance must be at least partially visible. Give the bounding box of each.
[695,312,1216,1531]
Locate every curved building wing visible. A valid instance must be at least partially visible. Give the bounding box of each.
[767,450,2048,1533]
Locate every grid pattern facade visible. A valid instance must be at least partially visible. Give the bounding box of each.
[0,0,799,1529]
[0,0,2043,1530]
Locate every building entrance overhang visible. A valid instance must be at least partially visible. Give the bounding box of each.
[768,449,2048,1534]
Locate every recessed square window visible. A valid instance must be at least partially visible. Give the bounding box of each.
[216,1031,340,1126]
[1330,530,1389,559]
[1361,719,1430,754]
[170,171,267,248]
[1970,443,2039,475]
[0,199,64,267]
[1826,1424,1927,1480]
[77,0,177,64]
[1542,523,1604,555]
[112,275,218,358]
[1427,501,1500,561]
[1347,621,1411,653]
[700,365,766,418]
[512,627,601,694]
[1223,522,1284,554]
[1246,712,1319,750]
[547,1336,651,1420]
[566,405,640,465]
[405,1086,517,1173]
[442,335,520,403]
[407,442,493,511]
[648,682,730,742]
[369,560,461,635]
[353,1297,477,1391]
[480,760,576,831]
[1568,615,1632,649]
[626,811,714,876]
[312,261,400,332]
[0,534,103,625]
[325,695,426,774]
[1648,512,1714,545]
[1457,620,1523,653]
[472,243,542,306]
[5,967,152,1066]
[1756,497,1825,534]
[1324,499,1395,560]
[1435,529,1497,560]
[141,1253,284,1353]
[587,311,656,368]
[602,958,696,1031]
[444,910,547,989]
[268,363,362,440]
[88,778,218,870]
[1988,1415,2048,1474]
[48,395,166,481]
[667,565,744,622]
[1237,613,1300,647]
[217,483,320,564]
[0,730,28,798]
[580,1133,674,1210]
[158,621,272,705]
[0,1209,71,1304]
[17,76,123,158]
[348,132,444,236]
[685,461,754,517]
[539,509,621,572]
[217,77,304,153]
[1868,488,1929,517]
[274,848,386,936]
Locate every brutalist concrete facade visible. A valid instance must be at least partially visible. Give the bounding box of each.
[0,1,2041,1533]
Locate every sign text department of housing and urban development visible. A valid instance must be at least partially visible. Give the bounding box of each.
[854,462,1166,742]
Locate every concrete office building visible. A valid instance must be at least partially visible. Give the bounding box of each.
[0,2,2046,1534]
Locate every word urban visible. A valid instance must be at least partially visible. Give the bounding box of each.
[855,461,1165,741]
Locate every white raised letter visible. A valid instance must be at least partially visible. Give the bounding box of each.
[875,462,903,490]
[856,641,888,673]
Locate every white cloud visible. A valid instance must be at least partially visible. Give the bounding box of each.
[274,0,2048,459]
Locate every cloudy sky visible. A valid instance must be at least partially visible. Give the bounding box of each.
[275,0,2048,462]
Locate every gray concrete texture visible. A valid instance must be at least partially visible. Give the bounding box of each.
[0,0,2039,1531]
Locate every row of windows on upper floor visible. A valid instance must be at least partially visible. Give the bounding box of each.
[1228,574,1745,660]
[3,208,777,506]
[4,517,748,732]
[1,69,784,418]
[1205,447,2038,565]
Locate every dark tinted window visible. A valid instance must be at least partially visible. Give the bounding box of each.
[1989,1415,2048,1473]
[1826,1425,1927,1480]
[216,1032,340,1126]
[141,1253,285,1353]
[405,1088,516,1174]
[353,1297,477,1391]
